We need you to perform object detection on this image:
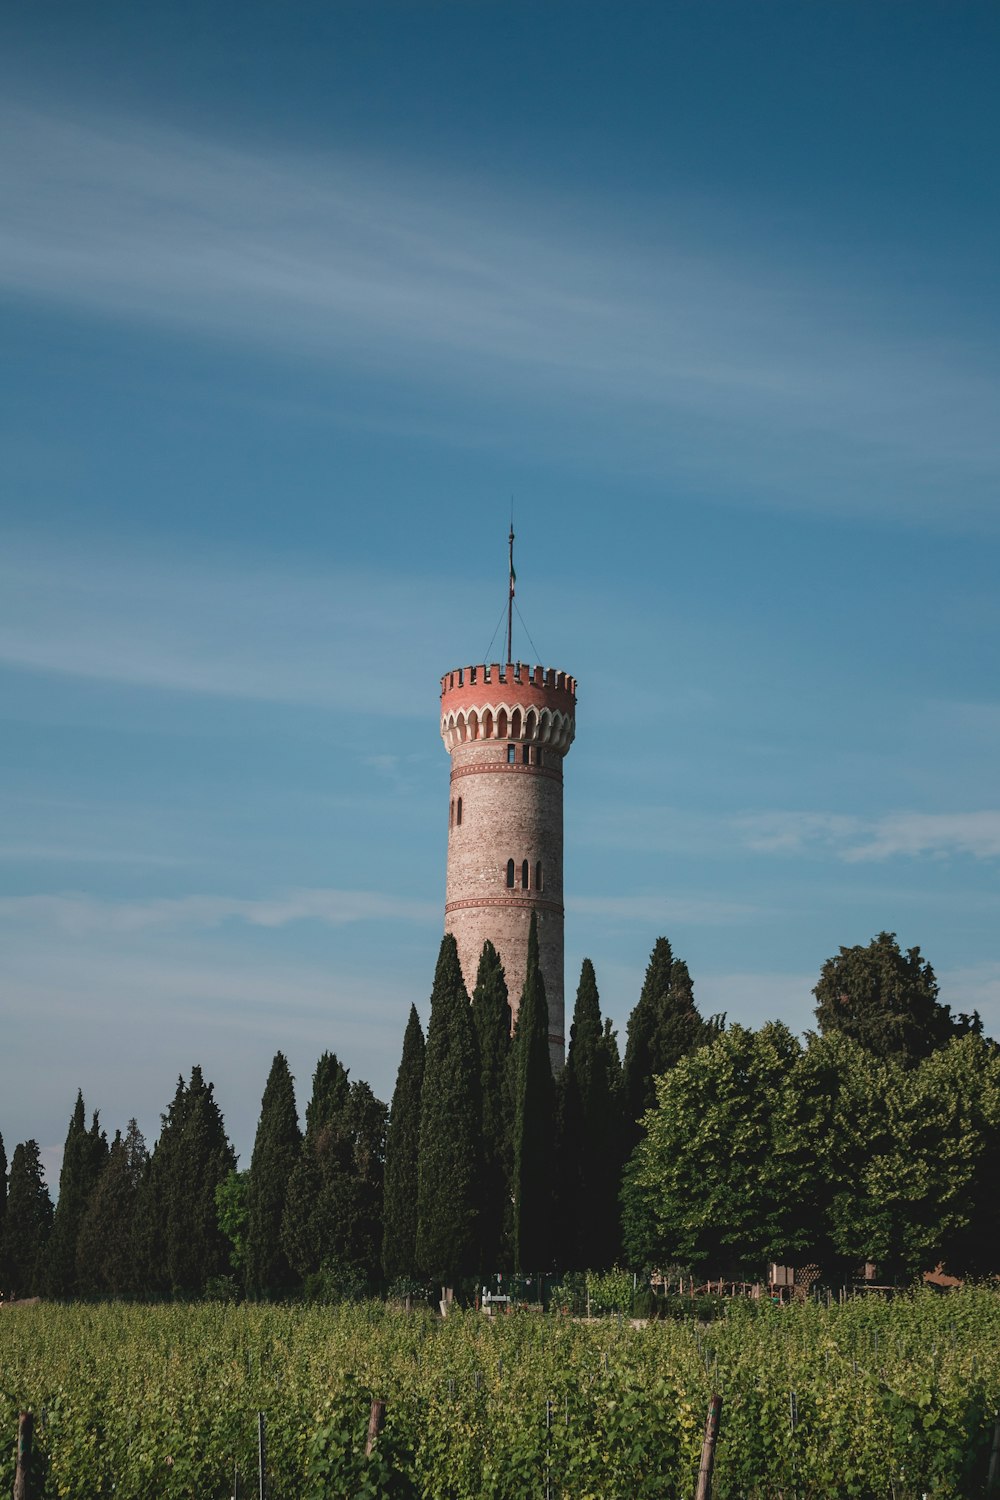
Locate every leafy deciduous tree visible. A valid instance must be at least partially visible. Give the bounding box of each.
[623,1023,810,1275]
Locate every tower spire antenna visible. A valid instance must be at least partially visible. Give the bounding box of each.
[507,510,515,665]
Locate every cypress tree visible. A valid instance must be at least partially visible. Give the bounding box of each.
[382,1005,426,1285]
[1,1141,53,1297]
[138,1067,236,1298]
[171,1066,235,1297]
[557,959,622,1269]
[415,934,482,1285]
[245,1052,301,1299]
[472,941,513,1274]
[622,938,716,1141]
[511,913,555,1272]
[282,1052,351,1280]
[133,1077,183,1297]
[344,1079,387,1286]
[76,1120,148,1297]
[0,1132,7,1289]
[45,1091,109,1298]
[282,1053,387,1295]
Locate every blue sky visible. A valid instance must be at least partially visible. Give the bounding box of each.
[2,1,999,1185]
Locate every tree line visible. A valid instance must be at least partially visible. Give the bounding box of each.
[0,924,989,1300]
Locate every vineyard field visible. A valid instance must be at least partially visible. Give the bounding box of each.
[2,1290,1000,1498]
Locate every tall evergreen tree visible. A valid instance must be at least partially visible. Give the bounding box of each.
[1,1141,53,1297]
[511,913,555,1272]
[245,1052,301,1299]
[282,1052,350,1281]
[415,934,482,1285]
[382,1005,426,1284]
[471,941,513,1273]
[0,1132,7,1289]
[76,1120,148,1297]
[281,1053,387,1295]
[622,938,717,1138]
[556,959,622,1269]
[44,1091,108,1298]
[137,1067,236,1298]
[814,931,980,1066]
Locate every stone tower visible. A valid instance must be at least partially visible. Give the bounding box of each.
[440,658,576,1069]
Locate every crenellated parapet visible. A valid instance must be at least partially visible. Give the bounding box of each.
[440,662,576,754]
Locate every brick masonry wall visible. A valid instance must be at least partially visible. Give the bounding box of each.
[444,738,566,1070]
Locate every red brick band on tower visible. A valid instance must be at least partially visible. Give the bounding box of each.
[441,661,576,1070]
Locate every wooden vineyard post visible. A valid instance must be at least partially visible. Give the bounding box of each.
[987,1410,1000,1493]
[365,1400,386,1457]
[13,1411,33,1500]
[257,1411,266,1500]
[694,1394,722,1500]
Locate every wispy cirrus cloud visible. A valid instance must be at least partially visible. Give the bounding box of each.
[0,541,474,707]
[739,810,1000,862]
[0,938,420,1158]
[0,887,438,936]
[3,101,999,521]
[568,893,760,925]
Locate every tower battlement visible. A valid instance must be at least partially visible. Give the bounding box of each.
[440,662,577,755]
[440,662,576,705]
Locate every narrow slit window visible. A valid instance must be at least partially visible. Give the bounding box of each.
[506,859,515,888]
[456,797,462,826]
[535,861,543,892]
[522,745,530,764]
[507,744,516,764]
[521,859,529,889]
[536,748,544,768]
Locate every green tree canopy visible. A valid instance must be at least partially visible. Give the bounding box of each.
[511,913,555,1273]
[415,934,482,1285]
[382,1004,426,1285]
[623,1021,1000,1283]
[1,1140,53,1297]
[823,1034,1000,1279]
[623,1023,811,1275]
[245,1051,302,1299]
[216,1169,250,1282]
[814,930,981,1066]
